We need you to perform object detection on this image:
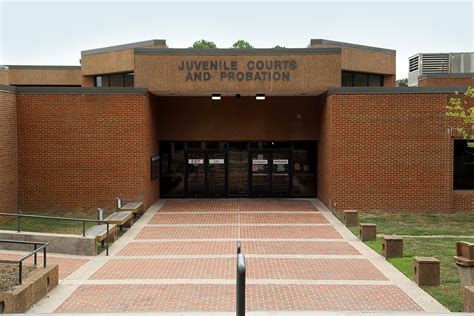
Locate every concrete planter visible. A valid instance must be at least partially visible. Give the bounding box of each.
[0,264,58,313]
[0,230,97,256]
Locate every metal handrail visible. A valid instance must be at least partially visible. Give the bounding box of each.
[0,239,48,284]
[0,212,111,256]
[236,242,246,316]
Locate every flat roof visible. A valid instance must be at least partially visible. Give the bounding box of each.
[2,86,148,95]
[2,65,81,70]
[81,39,167,56]
[418,73,474,80]
[328,86,468,95]
[311,39,396,55]
[134,47,341,56]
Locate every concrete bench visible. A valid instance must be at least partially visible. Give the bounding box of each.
[104,211,133,231]
[120,202,144,217]
[85,224,117,246]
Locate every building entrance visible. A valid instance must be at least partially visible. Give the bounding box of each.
[250,150,290,197]
[185,150,227,197]
[160,141,316,198]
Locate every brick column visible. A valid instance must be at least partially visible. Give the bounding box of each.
[82,76,95,87]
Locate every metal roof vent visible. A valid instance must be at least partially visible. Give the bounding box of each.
[408,52,474,86]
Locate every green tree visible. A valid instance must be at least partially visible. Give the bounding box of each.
[192,40,217,48]
[273,45,286,49]
[396,78,408,86]
[232,40,253,49]
[446,87,474,147]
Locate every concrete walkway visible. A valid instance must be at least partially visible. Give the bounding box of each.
[28,199,449,314]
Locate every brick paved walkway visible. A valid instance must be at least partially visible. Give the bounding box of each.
[28,199,448,314]
[0,251,89,280]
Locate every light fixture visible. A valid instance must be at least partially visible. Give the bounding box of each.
[212,94,221,101]
[256,93,265,101]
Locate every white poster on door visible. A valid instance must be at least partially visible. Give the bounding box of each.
[188,159,204,164]
[273,159,288,165]
[252,159,268,165]
[209,159,225,164]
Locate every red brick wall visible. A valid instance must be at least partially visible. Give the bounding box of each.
[16,92,158,212]
[453,191,474,212]
[143,95,160,208]
[418,76,474,87]
[82,76,95,87]
[0,89,18,216]
[384,75,396,87]
[319,93,461,212]
[317,96,334,211]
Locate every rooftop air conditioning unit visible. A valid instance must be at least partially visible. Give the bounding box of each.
[407,52,473,86]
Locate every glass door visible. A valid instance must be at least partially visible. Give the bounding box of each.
[272,151,290,197]
[186,151,206,197]
[250,151,270,196]
[207,151,227,197]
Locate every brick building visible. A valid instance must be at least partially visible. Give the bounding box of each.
[0,39,473,213]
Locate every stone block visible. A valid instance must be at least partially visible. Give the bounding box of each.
[359,223,376,241]
[457,242,474,260]
[382,235,403,259]
[0,264,58,313]
[413,256,440,286]
[457,264,474,286]
[465,286,474,312]
[455,241,474,267]
[343,210,358,227]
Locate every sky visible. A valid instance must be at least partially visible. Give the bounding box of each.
[0,0,472,79]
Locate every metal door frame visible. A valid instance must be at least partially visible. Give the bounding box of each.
[249,149,292,198]
[185,149,228,198]
[206,149,228,198]
[184,150,207,198]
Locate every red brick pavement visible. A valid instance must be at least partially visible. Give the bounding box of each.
[242,240,360,255]
[247,258,387,280]
[117,241,235,256]
[239,199,318,212]
[240,226,341,239]
[136,226,340,240]
[90,258,384,280]
[136,226,239,239]
[46,200,428,313]
[149,213,327,225]
[248,284,422,311]
[149,213,238,225]
[117,240,360,256]
[56,284,422,312]
[159,200,239,212]
[240,213,328,224]
[158,199,318,212]
[0,252,88,280]
[55,284,234,312]
[90,258,234,280]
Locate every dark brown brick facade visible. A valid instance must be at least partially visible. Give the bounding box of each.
[0,89,18,216]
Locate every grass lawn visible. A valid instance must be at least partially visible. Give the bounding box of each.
[346,212,474,236]
[340,211,474,312]
[0,210,114,235]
